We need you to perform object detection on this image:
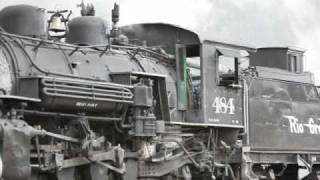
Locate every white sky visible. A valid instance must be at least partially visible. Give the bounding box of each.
[1,0,320,84]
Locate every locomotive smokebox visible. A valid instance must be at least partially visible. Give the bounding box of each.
[0,5,47,37]
[66,16,107,45]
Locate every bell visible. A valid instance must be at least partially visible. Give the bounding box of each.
[49,16,66,32]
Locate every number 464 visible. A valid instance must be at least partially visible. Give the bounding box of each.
[212,97,235,114]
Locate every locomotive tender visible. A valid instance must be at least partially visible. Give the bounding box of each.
[0,2,319,180]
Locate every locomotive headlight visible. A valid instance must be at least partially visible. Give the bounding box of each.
[0,50,12,95]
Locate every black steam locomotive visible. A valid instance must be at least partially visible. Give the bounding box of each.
[0,2,319,180]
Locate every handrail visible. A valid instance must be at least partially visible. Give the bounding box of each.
[0,30,172,59]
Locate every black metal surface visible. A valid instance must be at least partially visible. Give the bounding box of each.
[18,77,39,98]
[249,78,320,151]
[133,84,153,107]
[0,5,47,37]
[66,16,107,45]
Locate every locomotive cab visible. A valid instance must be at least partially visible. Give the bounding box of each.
[180,40,255,128]
[122,23,256,130]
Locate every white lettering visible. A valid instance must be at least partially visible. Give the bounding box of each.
[208,118,220,122]
[212,97,235,114]
[283,115,304,134]
[75,102,98,108]
[304,118,320,135]
[283,115,320,135]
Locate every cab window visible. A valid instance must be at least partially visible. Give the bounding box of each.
[216,48,249,86]
[218,55,235,75]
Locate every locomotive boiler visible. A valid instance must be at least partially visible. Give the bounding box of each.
[0,2,319,180]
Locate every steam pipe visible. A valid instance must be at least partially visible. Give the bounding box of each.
[242,79,249,145]
[235,57,239,84]
[18,109,122,122]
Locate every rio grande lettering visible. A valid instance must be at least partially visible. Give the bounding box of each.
[283,115,320,134]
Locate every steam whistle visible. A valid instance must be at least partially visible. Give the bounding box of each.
[112,3,119,24]
[110,3,120,37]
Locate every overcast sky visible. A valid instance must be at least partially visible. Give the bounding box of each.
[1,0,320,84]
